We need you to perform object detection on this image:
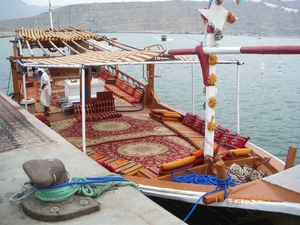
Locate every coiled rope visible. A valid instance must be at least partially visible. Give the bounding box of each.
[170,169,239,222]
[10,174,139,202]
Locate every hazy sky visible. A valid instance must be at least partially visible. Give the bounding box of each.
[22,0,175,7]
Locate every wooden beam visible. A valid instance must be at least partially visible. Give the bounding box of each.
[284,146,297,170]
[17,39,23,57]
[49,40,66,56]
[25,40,34,57]
[71,40,89,52]
[36,40,50,57]
[82,40,102,51]
[62,41,80,54]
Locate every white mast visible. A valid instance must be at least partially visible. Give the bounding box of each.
[49,0,53,30]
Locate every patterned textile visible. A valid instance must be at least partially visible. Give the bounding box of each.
[115,77,124,88]
[89,135,195,167]
[182,112,198,127]
[219,132,250,149]
[125,82,136,95]
[149,112,180,122]
[51,114,195,167]
[93,99,116,113]
[0,96,55,152]
[192,115,205,135]
[214,125,229,143]
[137,165,160,179]
[73,99,121,122]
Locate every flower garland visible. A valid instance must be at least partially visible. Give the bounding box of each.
[208,54,218,66]
[208,73,218,85]
[227,12,237,24]
[208,96,218,108]
[207,116,217,132]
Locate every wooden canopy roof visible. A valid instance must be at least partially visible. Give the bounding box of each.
[20,49,198,68]
[16,29,103,43]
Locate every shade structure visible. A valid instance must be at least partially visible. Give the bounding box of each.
[19,49,199,68]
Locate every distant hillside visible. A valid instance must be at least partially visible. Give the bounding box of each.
[0,0,299,37]
[0,0,60,20]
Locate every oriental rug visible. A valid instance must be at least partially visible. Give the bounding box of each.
[0,96,55,152]
[88,135,195,167]
[50,114,196,167]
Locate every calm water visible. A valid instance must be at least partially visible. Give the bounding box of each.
[1,33,299,165]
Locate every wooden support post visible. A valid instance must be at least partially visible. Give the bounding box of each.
[284,146,297,170]
[203,160,228,204]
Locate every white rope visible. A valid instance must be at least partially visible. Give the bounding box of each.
[227,163,263,183]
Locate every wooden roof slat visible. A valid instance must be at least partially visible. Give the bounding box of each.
[17,39,23,57]
[36,40,50,57]
[25,40,34,57]
[71,40,89,52]
[49,40,66,56]
[62,41,80,54]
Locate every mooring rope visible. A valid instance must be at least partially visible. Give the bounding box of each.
[10,174,139,202]
[170,169,240,222]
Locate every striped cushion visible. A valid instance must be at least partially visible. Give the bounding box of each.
[151,109,168,115]
[93,99,116,113]
[114,162,145,176]
[137,166,160,178]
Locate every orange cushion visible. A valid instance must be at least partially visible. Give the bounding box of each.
[159,156,196,175]
[136,166,160,179]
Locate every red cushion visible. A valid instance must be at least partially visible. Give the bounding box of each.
[93,99,115,113]
[182,112,197,127]
[119,82,129,92]
[192,115,205,134]
[115,77,124,88]
[125,82,136,95]
[214,125,229,143]
[123,88,143,103]
[219,132,250,149]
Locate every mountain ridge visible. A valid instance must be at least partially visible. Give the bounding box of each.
[0,0,299,37]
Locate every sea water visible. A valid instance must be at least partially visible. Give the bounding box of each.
[1,33,299,165]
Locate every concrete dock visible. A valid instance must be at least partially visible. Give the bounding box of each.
[0,92,187,225]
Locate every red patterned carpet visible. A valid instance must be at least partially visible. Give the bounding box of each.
[51,114,196,167]
[88,135,195,167]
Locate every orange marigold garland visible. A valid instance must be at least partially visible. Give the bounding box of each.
[208,73,218,85]
[227,12,236,24]
[208,54,218,66]
[207,116,217,132]
[208,96,218,108]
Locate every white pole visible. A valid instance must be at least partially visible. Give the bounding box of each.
[49,0,53,30]
[204,31,216,157]
[22,73,28,111]
[81,67,86,154]
[191,64,195,113]
[236,64,240,134]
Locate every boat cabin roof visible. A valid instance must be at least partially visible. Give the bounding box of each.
[14,28,198,68]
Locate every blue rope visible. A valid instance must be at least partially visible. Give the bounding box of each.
[170,169,240,222]
[34,175,133,190]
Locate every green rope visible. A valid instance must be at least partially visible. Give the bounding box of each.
[35,175,139,202]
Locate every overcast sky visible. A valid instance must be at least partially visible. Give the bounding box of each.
[22,0,297,7]
[22,0,175,7]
